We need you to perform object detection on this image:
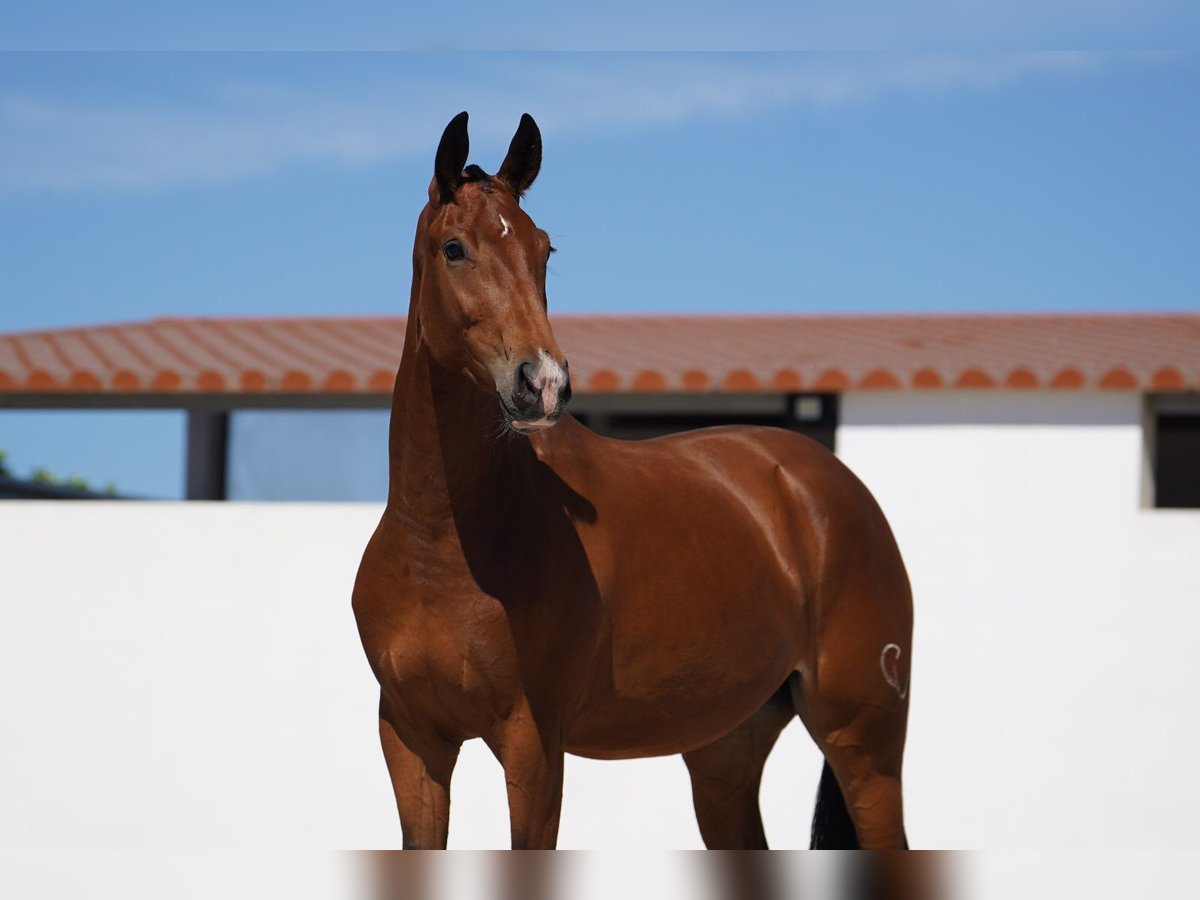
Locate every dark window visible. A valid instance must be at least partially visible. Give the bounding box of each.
[576,394,838,452]
[1155,413,1200,508]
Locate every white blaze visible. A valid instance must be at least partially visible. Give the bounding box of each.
[499,214,511,238]
[534,349,565,416]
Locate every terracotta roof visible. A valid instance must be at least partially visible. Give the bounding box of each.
[0,314,1197,395]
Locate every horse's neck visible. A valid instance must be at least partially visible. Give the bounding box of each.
[386,327,526,530]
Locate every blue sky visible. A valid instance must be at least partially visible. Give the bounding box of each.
[6,2,1200,50]
[1,49,1198,496]
[2,51,1198,331]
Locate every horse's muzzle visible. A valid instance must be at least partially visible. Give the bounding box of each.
[506,352,571,431]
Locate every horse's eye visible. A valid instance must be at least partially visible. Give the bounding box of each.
[443,240,466,262]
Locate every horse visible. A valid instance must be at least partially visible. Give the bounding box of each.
[352,111,913,850]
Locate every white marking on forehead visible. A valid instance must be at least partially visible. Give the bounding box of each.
[880,643,908,699]
[499,214,511,238]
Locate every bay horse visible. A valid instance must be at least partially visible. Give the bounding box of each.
[352,112,913,850]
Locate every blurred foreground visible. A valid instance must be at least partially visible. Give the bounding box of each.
[365,851,950,900]
[7,851,1200,898]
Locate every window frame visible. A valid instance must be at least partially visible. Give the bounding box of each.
[1143,392,1200,509]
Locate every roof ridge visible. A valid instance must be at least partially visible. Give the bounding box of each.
[0,310,1192,338]
[1,313,1196,396]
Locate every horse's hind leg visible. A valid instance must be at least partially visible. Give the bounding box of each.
[807,719,907,849]
[378,694,461,849]
[793,627,910,849]
[682,684,795,849]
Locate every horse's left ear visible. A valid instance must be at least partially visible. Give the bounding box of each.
[498,113,542,199]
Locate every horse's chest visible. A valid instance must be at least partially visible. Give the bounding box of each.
[369,594,523,737]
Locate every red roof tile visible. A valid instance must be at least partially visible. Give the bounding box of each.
[0,314,1197,395]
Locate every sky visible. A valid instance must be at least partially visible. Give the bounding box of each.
[5,2,1200,51]
[1,42,1198,496]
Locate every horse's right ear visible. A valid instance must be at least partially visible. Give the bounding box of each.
[434,111,470,205]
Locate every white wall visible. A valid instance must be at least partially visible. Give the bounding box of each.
[838,391,1200,850]
[838,391,1147,517]
[1,394,1198,852]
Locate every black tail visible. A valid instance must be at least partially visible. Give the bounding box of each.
[810,760,859,849]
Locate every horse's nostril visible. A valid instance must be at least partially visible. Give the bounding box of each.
[513,360,541,413]
[518,361,538,396]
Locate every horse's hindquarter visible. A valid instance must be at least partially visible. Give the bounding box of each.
[546,424,873,759]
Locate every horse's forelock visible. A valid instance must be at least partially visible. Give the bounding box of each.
[462,165,494,191]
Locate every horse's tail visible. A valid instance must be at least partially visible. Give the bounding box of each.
[809,760,859,849]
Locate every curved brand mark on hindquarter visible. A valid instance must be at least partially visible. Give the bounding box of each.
[880,643,908,699]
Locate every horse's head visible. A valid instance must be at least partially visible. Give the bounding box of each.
[414,111,570,434]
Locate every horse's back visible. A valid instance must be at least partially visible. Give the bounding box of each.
[544,417,895,567]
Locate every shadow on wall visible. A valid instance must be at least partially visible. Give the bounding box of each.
[840,391,1141,427]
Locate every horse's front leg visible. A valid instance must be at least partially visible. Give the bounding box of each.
[489,696,565,849]
[379,695,461,849]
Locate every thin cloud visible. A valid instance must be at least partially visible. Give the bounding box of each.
[0,53,1164,195]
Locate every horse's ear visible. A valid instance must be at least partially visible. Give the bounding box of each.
[434,111,470,205]
[498,113,542,199]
